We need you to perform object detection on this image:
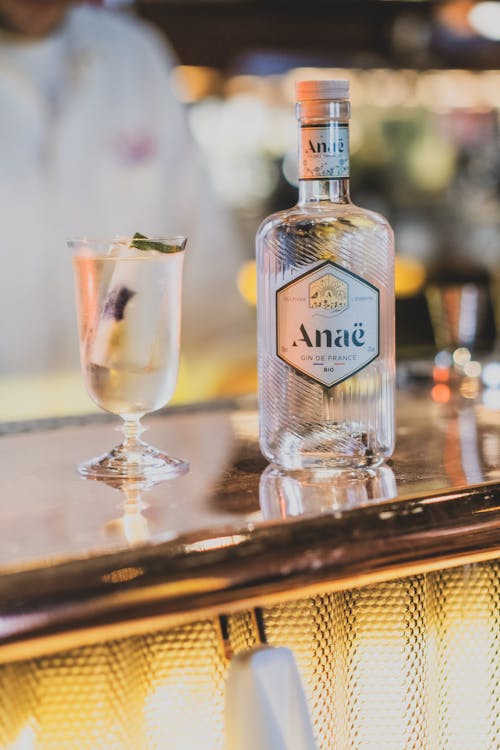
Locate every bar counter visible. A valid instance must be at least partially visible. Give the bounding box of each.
[1,380,500,748]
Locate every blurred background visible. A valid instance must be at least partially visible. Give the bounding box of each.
[2,0,500,419]
[138,0,500,403]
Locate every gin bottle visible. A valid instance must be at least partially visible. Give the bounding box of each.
[256,80,395,469]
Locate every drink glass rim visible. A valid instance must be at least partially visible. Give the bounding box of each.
[68,236,187,256]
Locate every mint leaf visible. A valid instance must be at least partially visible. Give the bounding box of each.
[130,232,185,254]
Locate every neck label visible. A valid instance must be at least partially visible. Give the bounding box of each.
[299,124,349,180]
[276,261,379,387]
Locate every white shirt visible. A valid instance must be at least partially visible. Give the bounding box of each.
[0,6,252,377]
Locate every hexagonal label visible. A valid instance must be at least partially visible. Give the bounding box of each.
[276,261,379,387]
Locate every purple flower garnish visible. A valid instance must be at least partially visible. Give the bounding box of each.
[103,286,136,321]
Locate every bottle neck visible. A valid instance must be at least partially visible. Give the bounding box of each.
[296,98,351,206]
[298,177,350,205]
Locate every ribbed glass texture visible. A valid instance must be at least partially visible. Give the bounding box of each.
[257,198,395,469]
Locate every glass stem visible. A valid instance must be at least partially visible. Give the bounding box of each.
[120,415,146,450]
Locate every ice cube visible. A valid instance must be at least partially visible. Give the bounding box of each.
[91,242,163,370]
[107,237,133,257]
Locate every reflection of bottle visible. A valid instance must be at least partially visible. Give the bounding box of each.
[259,464,397,520]
[256,80,395,470]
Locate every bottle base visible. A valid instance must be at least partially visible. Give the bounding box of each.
[261,451,389,472]
[260,424,393,471]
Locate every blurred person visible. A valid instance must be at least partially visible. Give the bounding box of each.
[0,0,254,409]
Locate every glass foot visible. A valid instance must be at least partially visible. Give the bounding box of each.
[78,440,189,482]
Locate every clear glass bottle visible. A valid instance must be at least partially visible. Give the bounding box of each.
[256,79,395,470]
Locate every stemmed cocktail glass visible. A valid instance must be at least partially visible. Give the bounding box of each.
[71,235,188,481]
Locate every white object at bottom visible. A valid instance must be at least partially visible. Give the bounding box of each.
[225,646,317,750]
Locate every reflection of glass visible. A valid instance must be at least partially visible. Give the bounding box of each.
[103,479,152,547]
[71,237,188,481]
[259,463,397,520]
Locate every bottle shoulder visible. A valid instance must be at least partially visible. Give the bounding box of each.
[256,201,393,243]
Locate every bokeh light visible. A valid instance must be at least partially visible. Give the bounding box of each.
[394,256,427,298]
[469,1,500,40]
[237,260,257,307]
[482,387,500,409]
[482,362,500,389]
[463,360,482,378]
[435,350,454,369]
[431,383,451,403]
[453,347,472,367]
[433,366,451,383]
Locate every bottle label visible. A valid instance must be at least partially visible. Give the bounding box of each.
[299,124,349,180]
[276,261,379,387]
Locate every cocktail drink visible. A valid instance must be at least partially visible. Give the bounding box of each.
[71,236,188,481]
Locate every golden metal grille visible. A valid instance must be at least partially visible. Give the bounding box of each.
[227,610,258,653]
[1,562,500,749]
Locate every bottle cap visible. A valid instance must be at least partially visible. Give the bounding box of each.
[295,79,349,102]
